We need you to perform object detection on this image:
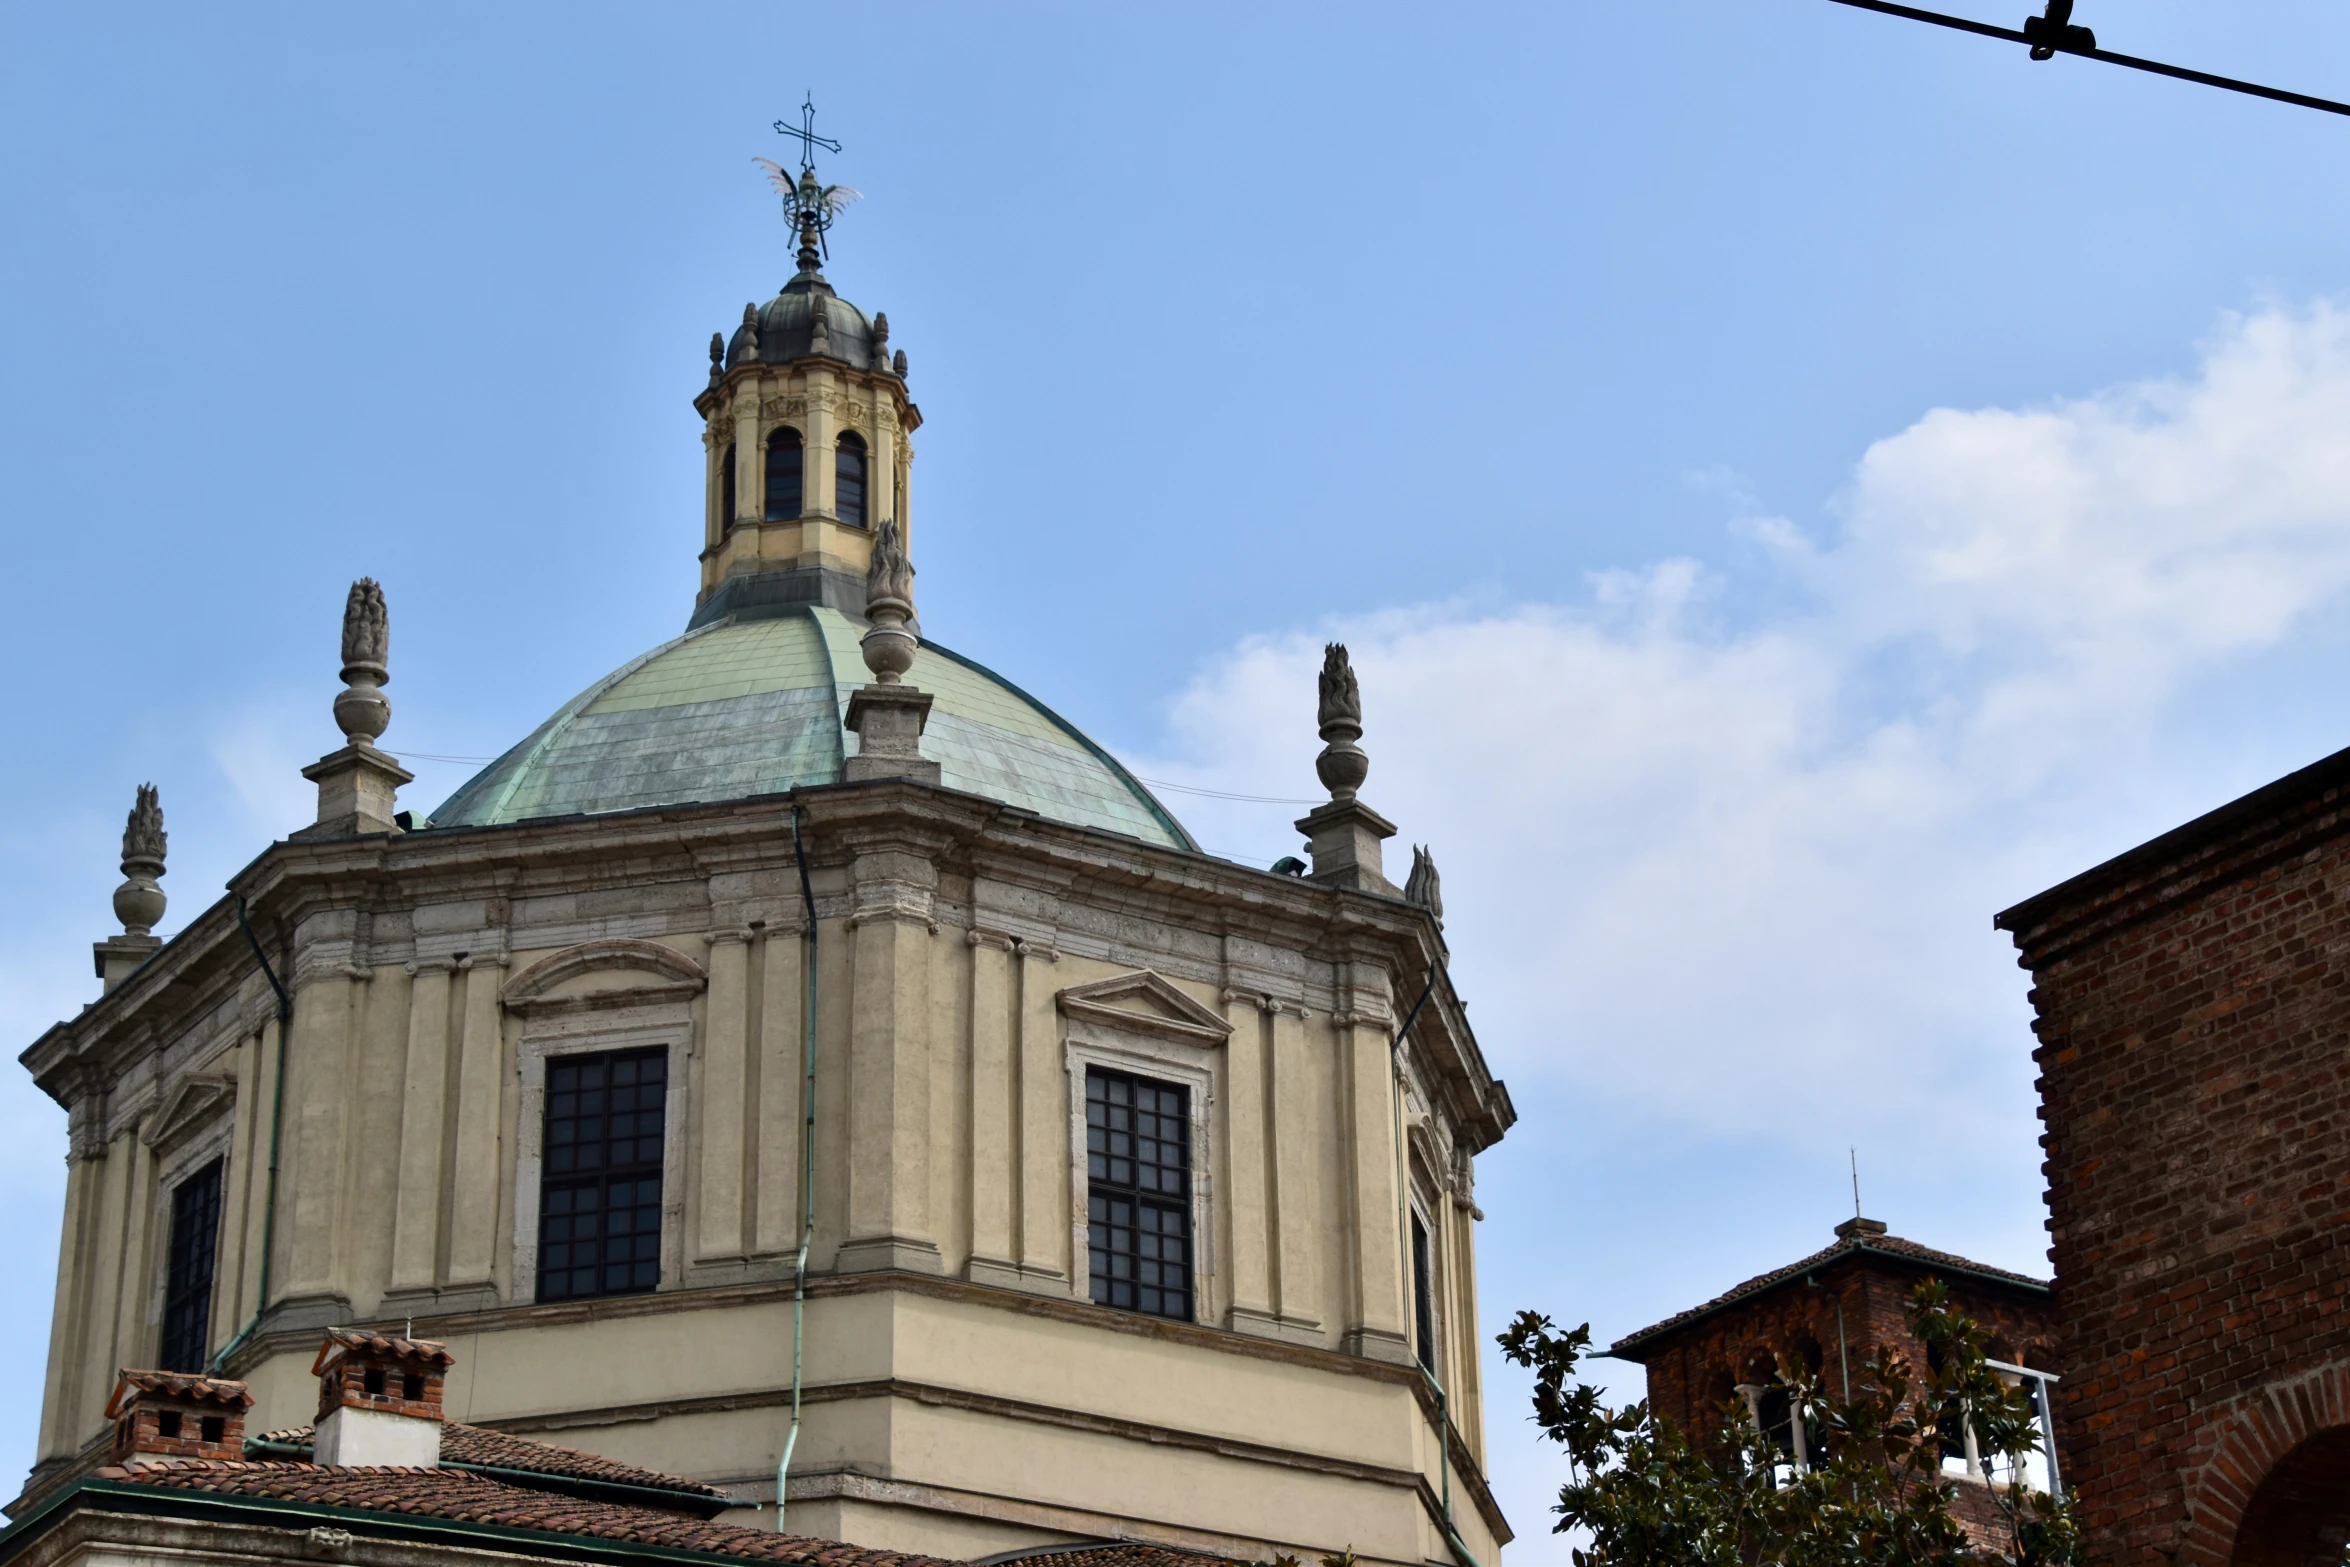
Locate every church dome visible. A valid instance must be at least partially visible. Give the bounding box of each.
[427,606,1195,850]
[724,276,879,372]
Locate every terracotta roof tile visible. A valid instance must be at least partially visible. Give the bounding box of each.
[105,1373,254,1417]
[997,1547,1228,1567]
[313,1328,457,1374]
[93,1460,967,1567]
[1607,1230,2050,1359]
[249,1423,726,1502]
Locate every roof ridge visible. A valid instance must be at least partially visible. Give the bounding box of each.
[1608,1231,2051,1357]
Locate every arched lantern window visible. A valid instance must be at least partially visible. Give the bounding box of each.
[765,428,803,521]
[836,431,867,529]
[719,443,737,530]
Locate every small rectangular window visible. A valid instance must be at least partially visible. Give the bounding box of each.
[160,1158,223,1373]
[1411,1209,1437,1372]
[1086,1067,1192,1321]
[538,1047,668,1303]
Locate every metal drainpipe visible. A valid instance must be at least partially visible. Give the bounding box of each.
[776,801,821,1532]
[212,895,290,1376]
[1386,969,1483,1567]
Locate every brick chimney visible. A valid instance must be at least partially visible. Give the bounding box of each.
[311,1328,454,1467]
[105,1370,252,1464]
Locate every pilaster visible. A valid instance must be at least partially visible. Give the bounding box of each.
[695,929,754,1265]
[444,957,504,1298]
[1015,939,1068,1289]
[283,971,357,1304]
[1340,1010,1410,1365]
[1268,1003,1322,1334]
[105,1133,158,1385]
[36,1133,97,1460]
[1220,994,1276,1335]
[837,848,942,1275]
[387,961,452,1295]
[753,927,808,1257]
[967,930,1017,1285]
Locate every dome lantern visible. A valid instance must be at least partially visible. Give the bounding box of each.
[691,144,916,631]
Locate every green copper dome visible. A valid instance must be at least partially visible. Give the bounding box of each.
[428,607,1195,850]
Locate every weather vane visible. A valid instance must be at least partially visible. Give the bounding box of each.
[755,95,860,268]
[772,94,842,175]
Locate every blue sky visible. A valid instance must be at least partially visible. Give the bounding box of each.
[11,1,2350,1554]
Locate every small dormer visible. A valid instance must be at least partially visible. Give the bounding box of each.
[105,1370,251,1464]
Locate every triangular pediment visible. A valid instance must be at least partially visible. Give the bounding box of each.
[1056,970,1232,1046]
[142,1074,236,1153]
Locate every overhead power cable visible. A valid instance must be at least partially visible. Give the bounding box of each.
[1824,0,2350,120]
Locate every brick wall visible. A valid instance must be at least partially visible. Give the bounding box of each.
[1999,748,2350,1564]
[1620,1240,2057,1551]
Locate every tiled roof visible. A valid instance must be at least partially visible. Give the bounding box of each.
[250,1423,727,1502]
[995,1547,1229,1567]
[106,1372,253,1416]
[1608,1229,2051,1360]
[314,1328,456,1371]
[90,1460,964,1567]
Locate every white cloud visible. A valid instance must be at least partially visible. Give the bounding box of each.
[209,698,320,844]
[1140,302,2350,1152]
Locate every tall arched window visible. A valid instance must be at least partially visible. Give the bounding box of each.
[719,444,737,530]
[835,431,867,528]
[764,428,803,520]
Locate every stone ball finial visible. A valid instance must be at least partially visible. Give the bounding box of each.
[1405,845,1444,923]
[860,519,919,683]
[113,783,167,936]
[1314,642,1368,801]
[333,578,392,746]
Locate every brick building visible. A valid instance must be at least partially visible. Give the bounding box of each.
[1608,1216,2062,1538]
[1998,747,2350,1565]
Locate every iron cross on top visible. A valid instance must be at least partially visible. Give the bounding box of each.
[773,95,842,173]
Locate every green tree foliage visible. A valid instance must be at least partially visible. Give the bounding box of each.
[1496,1280,2080,1566]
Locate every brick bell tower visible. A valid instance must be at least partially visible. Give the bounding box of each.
[690,148,919,630]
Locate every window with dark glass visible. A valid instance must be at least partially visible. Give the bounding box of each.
[835,431,867,528]
[764,427,803,520]
[160,1158,223,1373]
[1411,1208,1437,1371]
[1086,1067,1192,1320]
[537,1047,667,1303]
[720,444,737,529]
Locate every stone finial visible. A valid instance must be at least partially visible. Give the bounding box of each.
[1314,643,1368,801]
[741,303,760,360]
[114,785,167,936]
[844,519,940,785]
[1405,845,1443,922]
[809,301,832,358]
[871,311,890,373]
[1293,642,1396,894]
[97,783,169,989]
[707,331,725,388]
[333,579,391,746]
[299,578,412,839]
[893,348,908,379]
[859,519,918,683]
